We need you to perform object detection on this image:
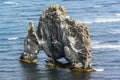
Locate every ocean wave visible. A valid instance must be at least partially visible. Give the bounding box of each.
[91,41,101,45]
[95,18,120,23]
[8,37,19,40]
[92,44,120,50]
[84,17,120,24]
[91,40,120,50]
[92,5,101,8]
[3,57,17,60]
[91,40,119,45]
[110,29,120,34]
[116,13,120,16]
[3,1,19,5]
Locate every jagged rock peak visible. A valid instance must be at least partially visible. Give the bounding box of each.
[42,5,66,17]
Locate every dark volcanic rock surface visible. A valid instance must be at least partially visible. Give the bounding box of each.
[20,5,92,69]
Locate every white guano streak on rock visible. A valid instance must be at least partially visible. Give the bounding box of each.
[68,36,79,53]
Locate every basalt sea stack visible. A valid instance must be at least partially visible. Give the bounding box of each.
[20,5,94,72]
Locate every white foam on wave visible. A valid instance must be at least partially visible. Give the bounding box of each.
[92,44,120,50]
[91,40,120,50]
[95,18,120,23]
[5,57,17,60]
[110,29,120,34]
[116,13,120,16]
[3,1,19,5]
[91,40,101,45]
[94,68,104,72]
[8,37,19,40]
[84,17,120,24]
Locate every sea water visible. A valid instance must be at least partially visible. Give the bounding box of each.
[0,0,120,80]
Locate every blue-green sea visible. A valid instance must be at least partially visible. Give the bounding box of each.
[0,0,120,80]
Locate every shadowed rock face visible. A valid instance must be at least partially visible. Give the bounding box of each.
[20,5,92,69]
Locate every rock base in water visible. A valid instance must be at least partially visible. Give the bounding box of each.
[19,59,37,63]
[46,60,96,72]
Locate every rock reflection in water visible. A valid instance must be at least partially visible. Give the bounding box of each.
[20,63,41,80]
[20,62,91,80]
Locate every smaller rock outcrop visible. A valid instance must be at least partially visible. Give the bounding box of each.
[20,5,93,72]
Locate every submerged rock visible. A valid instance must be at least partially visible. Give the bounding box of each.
[20,5,92,71]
